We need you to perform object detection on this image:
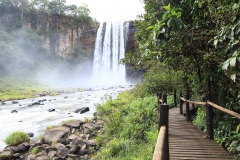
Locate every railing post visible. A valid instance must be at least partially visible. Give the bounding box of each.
[205,92,214,139]
[162,94,167,104]
[157,104,169,160]
[180,92,183,114]
[174,89,177,107]
[185,88,190,121]
[158,93,162,105]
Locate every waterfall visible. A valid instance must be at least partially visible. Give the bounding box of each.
[93,21,129,86]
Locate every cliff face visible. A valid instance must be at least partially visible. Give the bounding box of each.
[27,14,138,61]
[28,13,99,60]
[36,17,138,61]
[125,21,139,54]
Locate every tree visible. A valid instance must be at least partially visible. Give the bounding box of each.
[10,0,29,24]
[29,0,49,12]
[133,0,240,156]
[73,3,93,23]
[48,0,66,15]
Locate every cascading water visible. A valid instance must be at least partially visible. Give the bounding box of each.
[92,21,129,86]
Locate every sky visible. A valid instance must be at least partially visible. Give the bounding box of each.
[66,0,145,22]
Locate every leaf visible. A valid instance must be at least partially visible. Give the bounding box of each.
[231,74,236,82]
[236,124,240,133]
[222,60,230,70]
[229,57,236,67]
[172,18,181,30]
[213,39,218,47]
[164,3,171,11]
[147,26,154,30]
[236,146,240,152]
[162,12,170,21]
[167,18,172,28]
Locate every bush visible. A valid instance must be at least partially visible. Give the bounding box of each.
[4,131,30,146]
[95,92,158,160]
[30,147,41,155]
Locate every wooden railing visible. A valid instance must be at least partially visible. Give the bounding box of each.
[153,94,169,160]
[152,91,240,160]
[179,91,240,139]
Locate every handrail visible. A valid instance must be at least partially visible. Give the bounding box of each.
[207,101,240,120]
[180,97,206,105]
[180,97,240,120]
[153,126,167,160]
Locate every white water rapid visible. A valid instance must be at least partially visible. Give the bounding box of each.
[92,21,129,86]
[0,86,133,151]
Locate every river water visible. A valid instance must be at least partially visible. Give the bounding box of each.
[0,85,133,151]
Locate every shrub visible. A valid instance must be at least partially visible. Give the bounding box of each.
[30,147,41,155]
[4,131,30,146]
[95,92,158,159]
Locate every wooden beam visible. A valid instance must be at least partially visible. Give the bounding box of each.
[208,101,240,120]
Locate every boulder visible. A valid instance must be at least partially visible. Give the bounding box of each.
[28,133,34,137]
[1,100,6,105]
[57,138,70,145]
[83,122,100,131]
[27,154,35,160]
[54,143,66,150]
[57,148,69,159]
[48,108,55,112]
[48,151,56,159]
[39,92,47,96]
[11,100,18,104]
[0,151,13,160]
[68,134,80,141]
[13,153,21,158]
[12,143,30,153]
[44,126,70,143]
[69,145,80,154]
[74,107,89,114]
[62,120,83,128]
[11,110,18,113]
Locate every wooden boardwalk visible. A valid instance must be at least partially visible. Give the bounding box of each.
[169,107,234,160]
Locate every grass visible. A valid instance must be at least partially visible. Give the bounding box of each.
[94,91,158,160]
[45,125,59,131]
[4,131,30,146]
[0,77,82,101]
[30,147,42,155]
[61,119,76,125]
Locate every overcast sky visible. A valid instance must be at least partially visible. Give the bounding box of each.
[66,0,145,22]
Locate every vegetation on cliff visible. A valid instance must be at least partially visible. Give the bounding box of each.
[0,0,96,98]
[121,0,240,158]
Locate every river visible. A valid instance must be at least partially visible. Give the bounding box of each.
[0,85,133,151]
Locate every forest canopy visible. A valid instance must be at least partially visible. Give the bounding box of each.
[126,0,240,157]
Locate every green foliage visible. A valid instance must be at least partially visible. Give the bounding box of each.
[68,45,86,62]
[95,92,158,159]
[215,123,240,157]
[193,107,206,132]
[30,147,42,155]
[143,61,184,95]
[4,131,30,146]
[132,0,240,157]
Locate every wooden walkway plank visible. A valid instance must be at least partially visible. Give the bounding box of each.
[169,107,234,160]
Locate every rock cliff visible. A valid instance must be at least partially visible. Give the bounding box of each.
[27,13,99,60]
[125,21,139,54]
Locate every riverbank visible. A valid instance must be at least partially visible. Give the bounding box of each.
[0,85,133,152]
[0,116,103,159]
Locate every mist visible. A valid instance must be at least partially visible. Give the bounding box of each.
[0,26,139,89]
